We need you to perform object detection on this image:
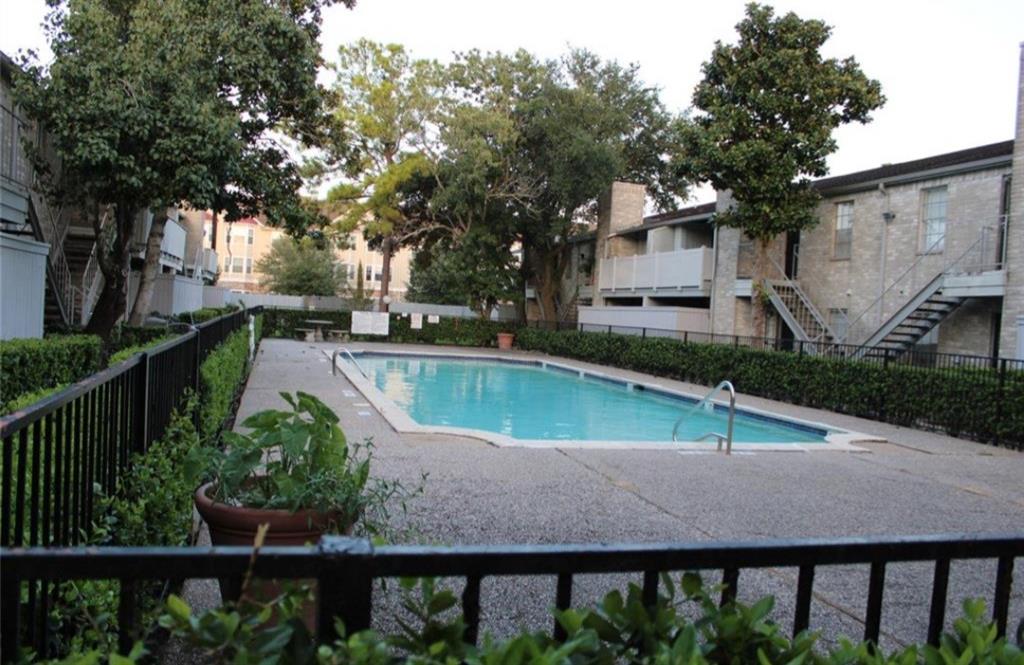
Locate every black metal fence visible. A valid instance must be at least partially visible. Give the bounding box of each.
[532,319,1023,372]
[0,307,259,551]
[1,533,1020,662]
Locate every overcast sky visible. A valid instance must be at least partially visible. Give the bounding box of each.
[2,0,1021,205]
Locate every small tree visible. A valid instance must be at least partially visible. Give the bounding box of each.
[256,237,343,296]
[407,236,520,318]
[681,3,884,335]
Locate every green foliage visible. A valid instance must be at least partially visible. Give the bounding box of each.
[106,334,176,366]
[173,306,242,324]
[262,309,509,347]
[514,328,1024,448]
[199,316,262,441]
[406,239,520,317]
[681,3,885,242]
[197,391,415,536]
[256,237,347,296]
[53,576,1022,665]
[0,335,103,406]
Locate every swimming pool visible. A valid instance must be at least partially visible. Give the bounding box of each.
[333,351,870,450]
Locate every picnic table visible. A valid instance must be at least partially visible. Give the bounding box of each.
[303,319,334,342]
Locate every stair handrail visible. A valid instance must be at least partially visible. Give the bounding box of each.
[840,225,992,345]
[765,253,837,342]
[672,380,735,454]
[26,195,74,326]
[79,210,113,326]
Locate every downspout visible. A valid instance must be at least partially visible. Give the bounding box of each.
[709,223,719,335]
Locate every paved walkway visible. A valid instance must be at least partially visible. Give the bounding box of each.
[183,339,1024,653]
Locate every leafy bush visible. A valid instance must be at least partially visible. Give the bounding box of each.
[50,574,1023,665]
[174,305,241,324]
[515,328,1024,449]
[198,315,261,441]
[0,335,103,405]
[198,391,414,536]
[262,308,509,347]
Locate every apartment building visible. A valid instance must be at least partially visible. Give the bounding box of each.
[563,46,1024,359]
[178,210,415,299]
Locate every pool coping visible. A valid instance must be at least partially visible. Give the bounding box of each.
[326,349,879,453]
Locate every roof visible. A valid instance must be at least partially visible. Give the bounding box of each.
[813,140,1013,194]
[643,201,716,225]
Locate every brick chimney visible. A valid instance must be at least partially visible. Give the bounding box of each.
[1000,43,1024,358]
[593,182,646,305]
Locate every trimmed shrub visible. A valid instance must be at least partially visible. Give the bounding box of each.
[0,335,103,405]
[198,314,262,440]
[262,308,508,347]
[515,328,1023,448]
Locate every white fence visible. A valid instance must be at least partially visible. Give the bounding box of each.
[127,273,204,317]
[0,233,48,340]
[390,301,517,321]
[598,247,713,292]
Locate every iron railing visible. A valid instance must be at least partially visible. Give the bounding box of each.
[0,307,260,551]
[1,533,1020,662]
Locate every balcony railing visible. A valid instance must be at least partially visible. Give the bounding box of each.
[598,247,713,292]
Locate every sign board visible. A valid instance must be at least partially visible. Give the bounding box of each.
[351,311,390,336]
[427,314,440,324]
[410,312,423,330]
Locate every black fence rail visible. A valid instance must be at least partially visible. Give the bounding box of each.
[0,307,259,550]
[1,533,1020,661]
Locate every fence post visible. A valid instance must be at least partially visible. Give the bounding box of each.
[995,359,1007,446]
[683,330,688,344]
[642,327,647,340]
[607,325,612,335]
[799,341,805,357]
[133,353,149,453]
[317,536,373,641]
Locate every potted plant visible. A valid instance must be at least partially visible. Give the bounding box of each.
[194,391,406,547]
[496,331,515,350]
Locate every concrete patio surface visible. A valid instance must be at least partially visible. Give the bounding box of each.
[178,338,1024,654]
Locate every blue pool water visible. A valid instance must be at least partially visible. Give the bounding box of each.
[354,354,828,444]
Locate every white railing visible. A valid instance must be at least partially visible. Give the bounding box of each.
[598,247,713,292]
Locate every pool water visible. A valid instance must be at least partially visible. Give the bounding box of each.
[355,355,827,444]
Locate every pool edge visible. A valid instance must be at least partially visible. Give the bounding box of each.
[326,348,878,453]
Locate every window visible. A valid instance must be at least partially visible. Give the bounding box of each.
[365,264,373,281]
[247,228,255,245]
[231,257,244,273]
[833,202,853,259]
[374,267,383,281]
[244,258,252,274]
[347,264,356,279]
[223,257,231,271]
[203,223,211,241]
[830,309,849,341]
[921,187,947,252]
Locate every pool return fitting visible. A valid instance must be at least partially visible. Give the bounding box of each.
[332,347,369,379]
[671,380,736,454]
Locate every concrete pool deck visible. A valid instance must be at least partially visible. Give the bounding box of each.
[177,338,1023,655]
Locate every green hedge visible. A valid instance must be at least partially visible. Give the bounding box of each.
[199,314,262,441]
[515,328,1024,448]
[0,335,104,406]
[262,308,509,347]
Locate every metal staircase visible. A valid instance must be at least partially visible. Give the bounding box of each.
[762,255,836,344]
[844,222,1005,359]
[854,273,963,358]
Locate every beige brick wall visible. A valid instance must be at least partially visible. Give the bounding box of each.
[794,167,1009,355]
[593,182,645,305]
[998,44,1024,359]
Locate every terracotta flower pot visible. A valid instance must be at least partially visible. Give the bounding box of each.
[194,482,346,547]
[194,482,353,624]
[497,332,515,350]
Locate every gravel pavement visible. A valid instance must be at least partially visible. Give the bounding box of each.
[170,338,1024,658]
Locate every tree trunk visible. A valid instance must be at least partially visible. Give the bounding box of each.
[377,235,393,312]
[210,210,218,251]
[751,238,769,338]
[516,246,529,323]
[127,213,167,326]
[531,246,567,323]
[85,206,135,337]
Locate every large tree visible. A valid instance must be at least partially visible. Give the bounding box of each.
[407,234,520,318]
[320,40,441,312]
[681,3,884,335]
[16,0,347,336]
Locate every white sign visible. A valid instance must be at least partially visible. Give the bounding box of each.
[427,314,440,324]
[411,312,423,329]
[352,311,390,336]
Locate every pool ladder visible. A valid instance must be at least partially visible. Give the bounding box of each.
[671,380,735,454]
[331,347,369,379]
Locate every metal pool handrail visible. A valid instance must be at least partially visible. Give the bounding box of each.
[672,380,736,454]
[331,347,369,379]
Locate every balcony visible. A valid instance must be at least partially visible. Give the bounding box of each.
[597,247,713,295]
